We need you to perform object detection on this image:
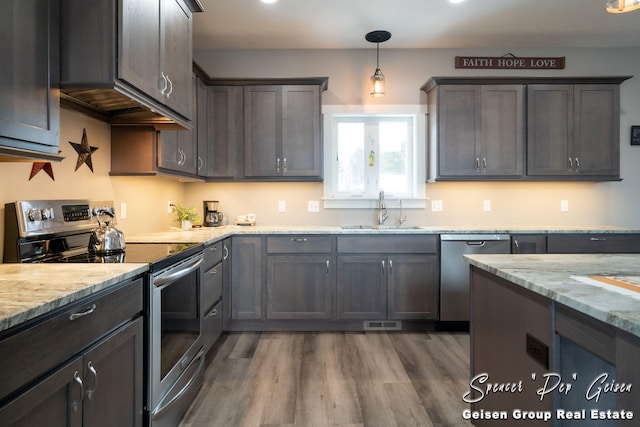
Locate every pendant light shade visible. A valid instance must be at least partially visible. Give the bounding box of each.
[606,0,640,13]
[365,30,391,97]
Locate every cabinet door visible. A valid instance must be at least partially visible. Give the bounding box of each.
[204,86,243,179]
[281,85,322,178]
[83,318,144,427]
[244,85,281,177]
[337,255,386,319]
[0,357,83,427]
[195,76,207,176]
[157,129,196,174]
[527,85,573,176]
[119,0,161,101]
[231,236,263,320]
[1,0,60,155]
[387,254,439,320]
[437,85,481,177]
[480,85,524,176]
[573,84,619,177]
[267,255,332,319]
[160,0,192,118]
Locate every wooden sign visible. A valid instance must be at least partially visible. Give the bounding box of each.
[455,56,565,70]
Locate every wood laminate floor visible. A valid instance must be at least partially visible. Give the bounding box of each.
[179,331,473,427]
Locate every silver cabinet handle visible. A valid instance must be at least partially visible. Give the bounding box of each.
[276,158,281,173]
[69,304,96,321]
[166,75,173,97]
[223,244,229,260]
[72,371,84,413]
[198,156,203,170]
[575,157,580,171]
[159,72,168,95]
[326,259,330,274]
[482,157,487,172]
[590,237,607,241]
[389,259,393,273]
[513,240,520,253]
[291,237,308,242]
[207,308,218,317]
[568,157,573,172]
[86,361,98,400]
[283,158,287,173]
[381,259,385,273]
[475,157,480,172]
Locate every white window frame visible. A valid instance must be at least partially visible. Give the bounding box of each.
[322,104,427,209]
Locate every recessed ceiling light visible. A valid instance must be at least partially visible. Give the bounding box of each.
[449,0,465,3]
[261,0,277,3]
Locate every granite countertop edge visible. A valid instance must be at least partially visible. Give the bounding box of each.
[0,264,148,333]
[464,253,640,339]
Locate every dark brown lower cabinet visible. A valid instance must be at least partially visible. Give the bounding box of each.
[336,253,439,320]
[267,255,332,319]
[0,318,143,427]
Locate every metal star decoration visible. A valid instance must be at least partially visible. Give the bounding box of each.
[69,128,99,172]
[29,161,56,181]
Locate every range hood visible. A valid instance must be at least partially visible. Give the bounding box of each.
[60,84,189,129]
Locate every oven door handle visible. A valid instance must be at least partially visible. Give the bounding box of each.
[151,348,206,419]
[154,255,203,289]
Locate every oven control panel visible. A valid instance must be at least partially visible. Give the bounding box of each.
[7,200,115,238]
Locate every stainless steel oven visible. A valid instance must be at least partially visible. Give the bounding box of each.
[148,251,205,427]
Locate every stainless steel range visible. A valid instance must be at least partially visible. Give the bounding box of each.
[4,200,206,427]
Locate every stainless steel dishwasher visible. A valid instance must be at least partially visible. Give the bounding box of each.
[440,233,511,322]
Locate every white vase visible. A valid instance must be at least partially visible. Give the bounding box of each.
[181,220,192,230]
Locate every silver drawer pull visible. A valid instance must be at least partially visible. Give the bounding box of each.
[291,238,308,242]
[207,308,218,317]
[590,237,606,241]
[69,304,96,320]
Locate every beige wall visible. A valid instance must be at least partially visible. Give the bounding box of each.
[2,47,640,261]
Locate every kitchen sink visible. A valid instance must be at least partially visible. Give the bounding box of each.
[340,225,422,230]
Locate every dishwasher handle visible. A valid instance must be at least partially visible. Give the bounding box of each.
[440,233,511,241]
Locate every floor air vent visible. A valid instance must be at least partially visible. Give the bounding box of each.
[364,321,402,331]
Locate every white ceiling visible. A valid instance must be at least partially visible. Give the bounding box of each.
[192,0,640,50]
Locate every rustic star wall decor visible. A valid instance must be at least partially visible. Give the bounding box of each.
[69,128,99,172]
[29,161,56,181]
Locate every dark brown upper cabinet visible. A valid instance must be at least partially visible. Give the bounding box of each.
[422,76,631,182]
[60,0,203,128]
[0,0,62,162]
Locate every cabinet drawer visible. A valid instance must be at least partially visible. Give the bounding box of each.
[547,234,640,253]
[0,278,143,402]
[202,262,223,310]
[337,235,438,254]
[203,241,224,270]
[267,236,332,253]
[202,300,223,354]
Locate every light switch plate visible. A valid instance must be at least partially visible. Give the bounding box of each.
[561,200,569,212]
[278,200,286,212]
[431,200,443,212]
[308,200,320,212]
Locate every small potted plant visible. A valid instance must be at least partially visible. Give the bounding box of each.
[171,204,200,230]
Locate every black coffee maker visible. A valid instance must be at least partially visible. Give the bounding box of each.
[203,200,223,227]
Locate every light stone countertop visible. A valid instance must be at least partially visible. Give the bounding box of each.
[126,224,640,244]
[0,263,148,333]
[464,253,640,338]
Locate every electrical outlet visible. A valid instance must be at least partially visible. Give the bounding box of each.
[167,201,173,214]
[483,200,491,212]
[431,200,443,212]
[308,200,320,212]
[561,200,569,212]
[278,200,286,212]
[120,202,127,219]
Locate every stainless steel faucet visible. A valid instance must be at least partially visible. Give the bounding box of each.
[377,190,388,225]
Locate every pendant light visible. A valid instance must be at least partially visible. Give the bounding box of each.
[606,0,640,13]
[365,30,391,97]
